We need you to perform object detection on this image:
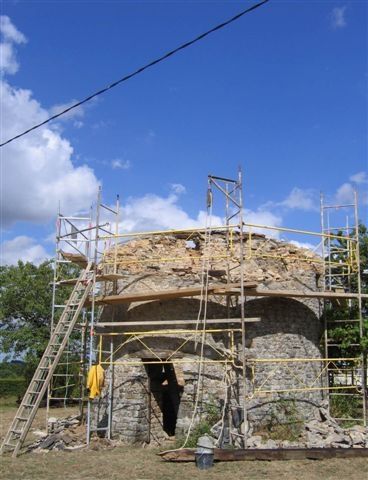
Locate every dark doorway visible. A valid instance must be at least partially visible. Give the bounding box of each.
[145,363,183,437]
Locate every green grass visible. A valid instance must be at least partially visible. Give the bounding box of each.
[0,396,19,409]
[1,403,368,480]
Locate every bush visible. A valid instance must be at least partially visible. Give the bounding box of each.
[0,377,26,398]
[176,402,221,448]
[259,398,303,442]
[0,361,26,378]
[330,393,362,427]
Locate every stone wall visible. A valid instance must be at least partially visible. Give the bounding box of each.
[94,232,325,444]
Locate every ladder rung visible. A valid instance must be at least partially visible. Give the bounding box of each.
[34,378,46,382]
[4,442,18,447]
[10,430,22,435]
[16,417,29,422]
[27,391,40,395]
[23,403,35,407]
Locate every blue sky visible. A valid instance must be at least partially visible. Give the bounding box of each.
[0,0,367,264]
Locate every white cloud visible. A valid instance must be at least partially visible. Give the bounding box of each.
[335,183,368,207]
[49,100,86,128]
[243,208,282,238]
[350,171,368,185]
[330,6,347,29]
[119,191,223,232]
[333,173,368,207]
[335,182,355,204]
[289,240,320,253]
[170,183,186,195]
[0,18,99,227]
[0,16,26,44]
[279,187,318,211]
[0,236,49,265]
[0,42,20,75]
[0,16,27,75]
[263,187,318,212]
[111,159,131,170]
[113,189,281,239]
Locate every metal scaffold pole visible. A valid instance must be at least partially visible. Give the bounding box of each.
[354,191,367,426]
[86,187,101,444]
[320,190,366,425]
[208,168,248,447]
[237,167,248,448]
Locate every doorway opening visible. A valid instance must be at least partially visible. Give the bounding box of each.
[145,363,183,437]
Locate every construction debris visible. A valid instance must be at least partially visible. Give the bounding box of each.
[209,406,368,450]
[27,415,124,453]
[28,415,86,453]
[303,407,368,449]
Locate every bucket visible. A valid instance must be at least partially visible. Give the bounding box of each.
[195,434,215,470]
[195,452,214,470]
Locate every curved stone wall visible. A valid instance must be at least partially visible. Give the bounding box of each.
[95,233,325,443]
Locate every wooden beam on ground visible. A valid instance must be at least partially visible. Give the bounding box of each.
[158,447,368,462]
[95,317,261,329]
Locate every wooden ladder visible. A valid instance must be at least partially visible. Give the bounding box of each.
[0,262,93,457]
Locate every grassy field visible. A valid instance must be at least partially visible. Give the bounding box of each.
[1,399,367,480]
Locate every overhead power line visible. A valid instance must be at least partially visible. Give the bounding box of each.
[1,0,270,147]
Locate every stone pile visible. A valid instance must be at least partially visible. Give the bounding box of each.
[210,406,368,449]
[28,414,124,453]
[28,415,87,453]
[102,232,322,296]
[303,406,368,449]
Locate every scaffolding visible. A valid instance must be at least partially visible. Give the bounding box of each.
[46,207,93,427]
[2,170,367,457]
[320,191,367,424]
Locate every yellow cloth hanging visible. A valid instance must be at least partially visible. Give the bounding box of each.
[87,364,105,399]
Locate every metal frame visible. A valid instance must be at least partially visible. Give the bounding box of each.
[5,171,367,457]
[320,191,367,425]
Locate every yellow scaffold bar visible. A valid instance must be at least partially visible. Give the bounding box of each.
[98,223,355,242]
[99,358,233,366]
[252,385,360,395]
[249,357,360,363]
[96,328,242,336]
[101,252,353,269]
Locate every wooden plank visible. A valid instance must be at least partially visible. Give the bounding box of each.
[242,288,368,300]
[95,317,261,328]
[94,286,213,304]
[57,273,125,286]
[158,447,368,462]
[98,273,125,281]
[60,252,88,268]
[93,283,367,305]
[93,283,257,305]
[57,278,79,285]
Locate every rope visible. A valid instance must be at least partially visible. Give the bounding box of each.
[214,361,229,447]
[180,185,214,448]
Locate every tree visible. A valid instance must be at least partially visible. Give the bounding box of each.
[326,223,368,354]
[0,261,78,382]
[325,223,368,421]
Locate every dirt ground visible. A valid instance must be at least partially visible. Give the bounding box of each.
[1,401,367,480]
